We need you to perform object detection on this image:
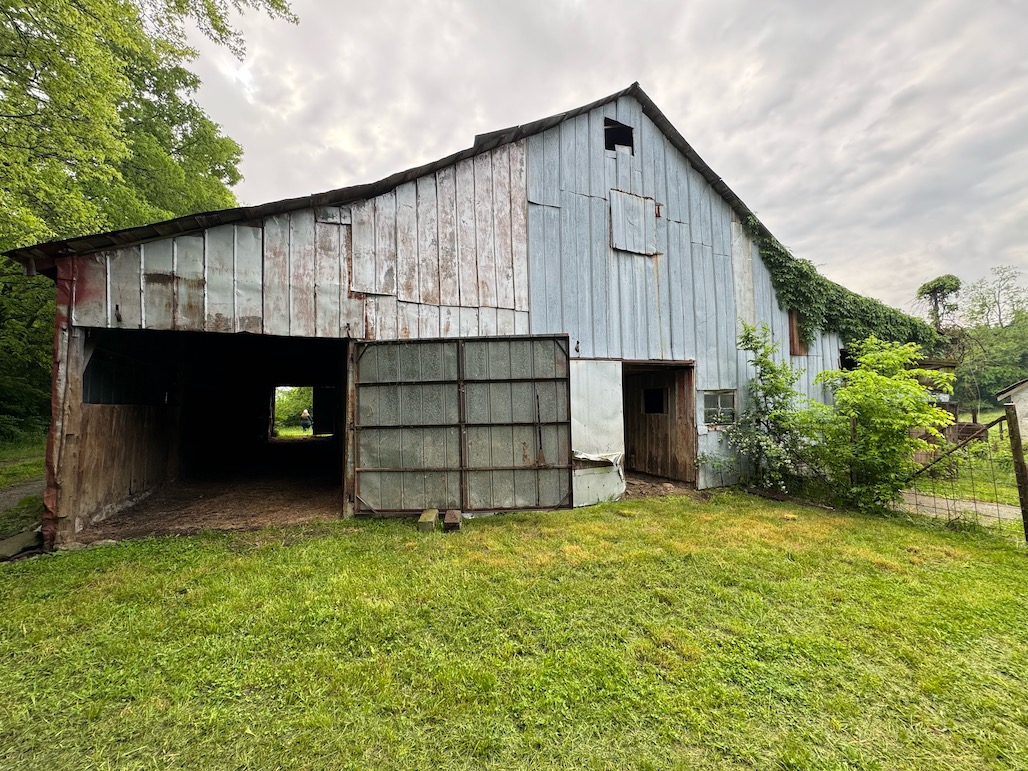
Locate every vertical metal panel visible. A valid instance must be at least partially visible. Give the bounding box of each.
[509,139,530,312]
[496,308,515,335]
[455,158,479,307]
[314,221,341,338]
[440,305,460,338]
[108,246,142,329]
[514,310,530,335]
[437,165,459,306]
[262,214,290,336]
[689,166,713,247]
[573,193,592,358]
[418,303,440,337]
[205,226,233,332]
[142,239,173,330]
[543,127,561,205]
[574,113,591,195]
[560,192,579,349]
[474,152,497,307]
[395,181,418,303]
[590,196,609,359]
[560,117,577,193]
[338,225,365,337]
[416,175,440,305]
[526,132,546,206]
[731,220,756,326]
[72,253,108,328]
[459,307,479,337]
[316,206,341,224]
[374,295,398,340]
[288,210,317,337]
[173,235,204,330]
[543,205,562,334]
[527,204,547,334]
[588,108,607,198]
[234,225,263,333]
[479,306,498,335]
[714,253,737,388]
[350,199,376,294]
[397,301,420,339]
[493,145,516,310]
[375,190,397,296]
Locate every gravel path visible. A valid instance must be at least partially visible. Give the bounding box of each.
[901,490,1023,522]
[0,477,45,513]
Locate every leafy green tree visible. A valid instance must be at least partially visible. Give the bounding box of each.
[916,274,962,332]
[274,387,314,428]
[806,337,954,511]
[719,323,807,491]
[0,0,294,440]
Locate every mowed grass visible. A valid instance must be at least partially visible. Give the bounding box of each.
[2,494,1027,770]
[0,434,46,488]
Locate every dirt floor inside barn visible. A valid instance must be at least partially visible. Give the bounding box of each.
[73,471,703,545]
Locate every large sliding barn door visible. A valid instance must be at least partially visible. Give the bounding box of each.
[354,336,572,514]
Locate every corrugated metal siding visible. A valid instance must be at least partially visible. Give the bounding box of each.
[69,141,531,341]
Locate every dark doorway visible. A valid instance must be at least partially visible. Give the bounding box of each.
[623,364,696,483]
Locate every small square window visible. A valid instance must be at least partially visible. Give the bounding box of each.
[604,118,634,154]
[704,391,736,425]
[643,388,667,414]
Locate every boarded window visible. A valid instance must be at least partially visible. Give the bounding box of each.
[789,309,809,356]
[703,391,736,425]
[610,189,657,256]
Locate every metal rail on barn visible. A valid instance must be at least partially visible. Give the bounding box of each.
[903,404,1028,544]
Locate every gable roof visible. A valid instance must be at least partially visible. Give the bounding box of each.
[4,83,766,271]
[997,378,1028,401]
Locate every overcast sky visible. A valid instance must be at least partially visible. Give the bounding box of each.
[187,0,1028,312]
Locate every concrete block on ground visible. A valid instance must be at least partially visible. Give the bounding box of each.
[443,509,462,532]
[418,508,439,533]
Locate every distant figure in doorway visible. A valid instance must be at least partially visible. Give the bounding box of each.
[300,409,312,434]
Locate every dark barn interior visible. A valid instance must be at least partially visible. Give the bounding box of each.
[622,364,696,484]
[75,328,348,536]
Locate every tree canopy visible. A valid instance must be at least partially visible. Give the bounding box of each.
[0,0,294,439]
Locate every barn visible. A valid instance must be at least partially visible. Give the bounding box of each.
[7,83,910,548]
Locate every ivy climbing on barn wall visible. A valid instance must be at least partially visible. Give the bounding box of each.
[743,216,942,351]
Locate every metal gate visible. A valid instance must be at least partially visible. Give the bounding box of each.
[354,336,572,514]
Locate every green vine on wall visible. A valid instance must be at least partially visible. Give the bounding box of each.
[744,216,942,351]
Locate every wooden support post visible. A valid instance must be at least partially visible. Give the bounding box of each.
[342,341,357,518]
[1003,403,1028,543]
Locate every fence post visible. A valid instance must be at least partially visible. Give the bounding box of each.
[1003,403,1028,543]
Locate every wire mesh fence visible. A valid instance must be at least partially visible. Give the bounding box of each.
[903,413,1027,543]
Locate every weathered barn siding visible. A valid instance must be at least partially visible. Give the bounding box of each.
[69,142,530,342]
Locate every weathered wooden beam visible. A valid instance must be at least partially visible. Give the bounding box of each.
[1003,403,1028,543]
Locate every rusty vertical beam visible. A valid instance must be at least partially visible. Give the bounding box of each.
[342,341,357,518]
[1003,403,1028,543]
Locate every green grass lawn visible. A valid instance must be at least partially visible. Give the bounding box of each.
[2,494,1027,770]
[0,434,46,488]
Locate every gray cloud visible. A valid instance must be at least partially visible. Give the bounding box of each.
[188,0,1028,311]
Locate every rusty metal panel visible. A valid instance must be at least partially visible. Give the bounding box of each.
[474,152,497,307]
[338,225,364,337]
[354,336,571,514]
[173,235,204,330]
[263,214,290,336]
[416,175,440,305]
[142,239,173,330]
[509,139,530,312]
[205,226,234,332]
[234,225,263,333]
[72,253,108,328]
[350,199,376,295]
[395,182,418,303]
[314,222,341,338]
[374,190,397,296]
[289,209,317,338]
[437,166,459,306]
[492,144,515,309]
[455,158,479,307]
[108,246,142,329]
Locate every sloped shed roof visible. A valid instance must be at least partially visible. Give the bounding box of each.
[5,83,767,269]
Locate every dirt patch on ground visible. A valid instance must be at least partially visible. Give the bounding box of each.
[623,472,707,501]
[0,477,45,515]
[78,476,341,544]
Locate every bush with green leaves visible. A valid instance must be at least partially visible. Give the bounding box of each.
[714,323,807,491]
[723,328,955,512]
[804,337,955,511]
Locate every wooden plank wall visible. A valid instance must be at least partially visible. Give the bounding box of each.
[75,404,174,527]
[69,141,530,342]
